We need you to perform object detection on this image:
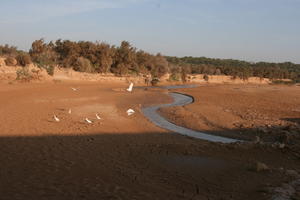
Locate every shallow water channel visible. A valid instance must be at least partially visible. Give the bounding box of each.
[142,85,240,143]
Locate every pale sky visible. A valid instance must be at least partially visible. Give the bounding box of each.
[0,0,300,63]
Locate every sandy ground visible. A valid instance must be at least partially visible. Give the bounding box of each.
[161,84,300,142]
[0,81,299,200]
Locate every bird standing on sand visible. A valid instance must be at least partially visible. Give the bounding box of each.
[71,87,77,91]
[53,115,60,122]
[68,109,72,114]
[127,109,135,116]
[85,118,93,124]
[96,113,101,120]
[127,83,134,92]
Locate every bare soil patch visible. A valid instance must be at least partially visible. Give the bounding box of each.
[0,82,299,200]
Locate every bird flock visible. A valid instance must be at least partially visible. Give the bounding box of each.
[53,83,135,124]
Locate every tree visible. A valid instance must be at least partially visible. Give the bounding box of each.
[150,54,168,78]
[74,57,94,73]
[30,39,57,69]
[111,41,137,75]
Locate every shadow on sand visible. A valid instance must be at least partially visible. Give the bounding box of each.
[0,129,299,200]
[281,118,300,125]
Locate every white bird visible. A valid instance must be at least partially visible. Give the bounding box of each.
[68,109,72,114]
[53,114,60,122]
[71,87,77,91]
[127,109,135,116]
[126,83,134,92]
[85,118,93,124]
[96,113,101,120]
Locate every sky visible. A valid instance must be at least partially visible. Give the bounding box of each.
[0,0,300,63]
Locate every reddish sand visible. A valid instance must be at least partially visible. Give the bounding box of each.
[0,81,299,200]
[161,84,300,141]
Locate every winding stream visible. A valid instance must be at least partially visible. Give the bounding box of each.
[142,86,240,143]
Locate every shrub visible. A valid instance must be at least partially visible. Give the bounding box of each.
[5,57,17,66]
[181,66,191,83]
[151,78,160,86]
[73,57,94,73]
[272,80,294,85]
[150,54,169,78]
[215,68,222,75]
[16,68,32,81]
[45,65,55,76]
[16,53,32,66]
[33,52,56,76]
[0,45,17,56]
[203,74,209,81]
[181,70,187,83]
[169,73,180,81]
[169,66,181,81]
[36,63,55,76]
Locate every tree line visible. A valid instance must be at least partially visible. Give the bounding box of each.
[167,56,300,82]
[1,39,169,79]
[29,39,168,78]
[1,40,300,83]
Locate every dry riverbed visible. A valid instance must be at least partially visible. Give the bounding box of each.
[0,81,299,200]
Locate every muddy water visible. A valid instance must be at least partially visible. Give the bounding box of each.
[142,88,240,143]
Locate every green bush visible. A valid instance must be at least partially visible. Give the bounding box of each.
[169,73,180,81]
[16,68,32,81]
[169,66,181,81]
[32,53,56,76]
[46,65,55,76]
[35,63,55,76]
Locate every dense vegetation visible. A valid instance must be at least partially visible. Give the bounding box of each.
[0,44,18,55]
[28,39,168,78]
[0,44,32,67]
[167,56,300,82]
[1,41,300,83]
